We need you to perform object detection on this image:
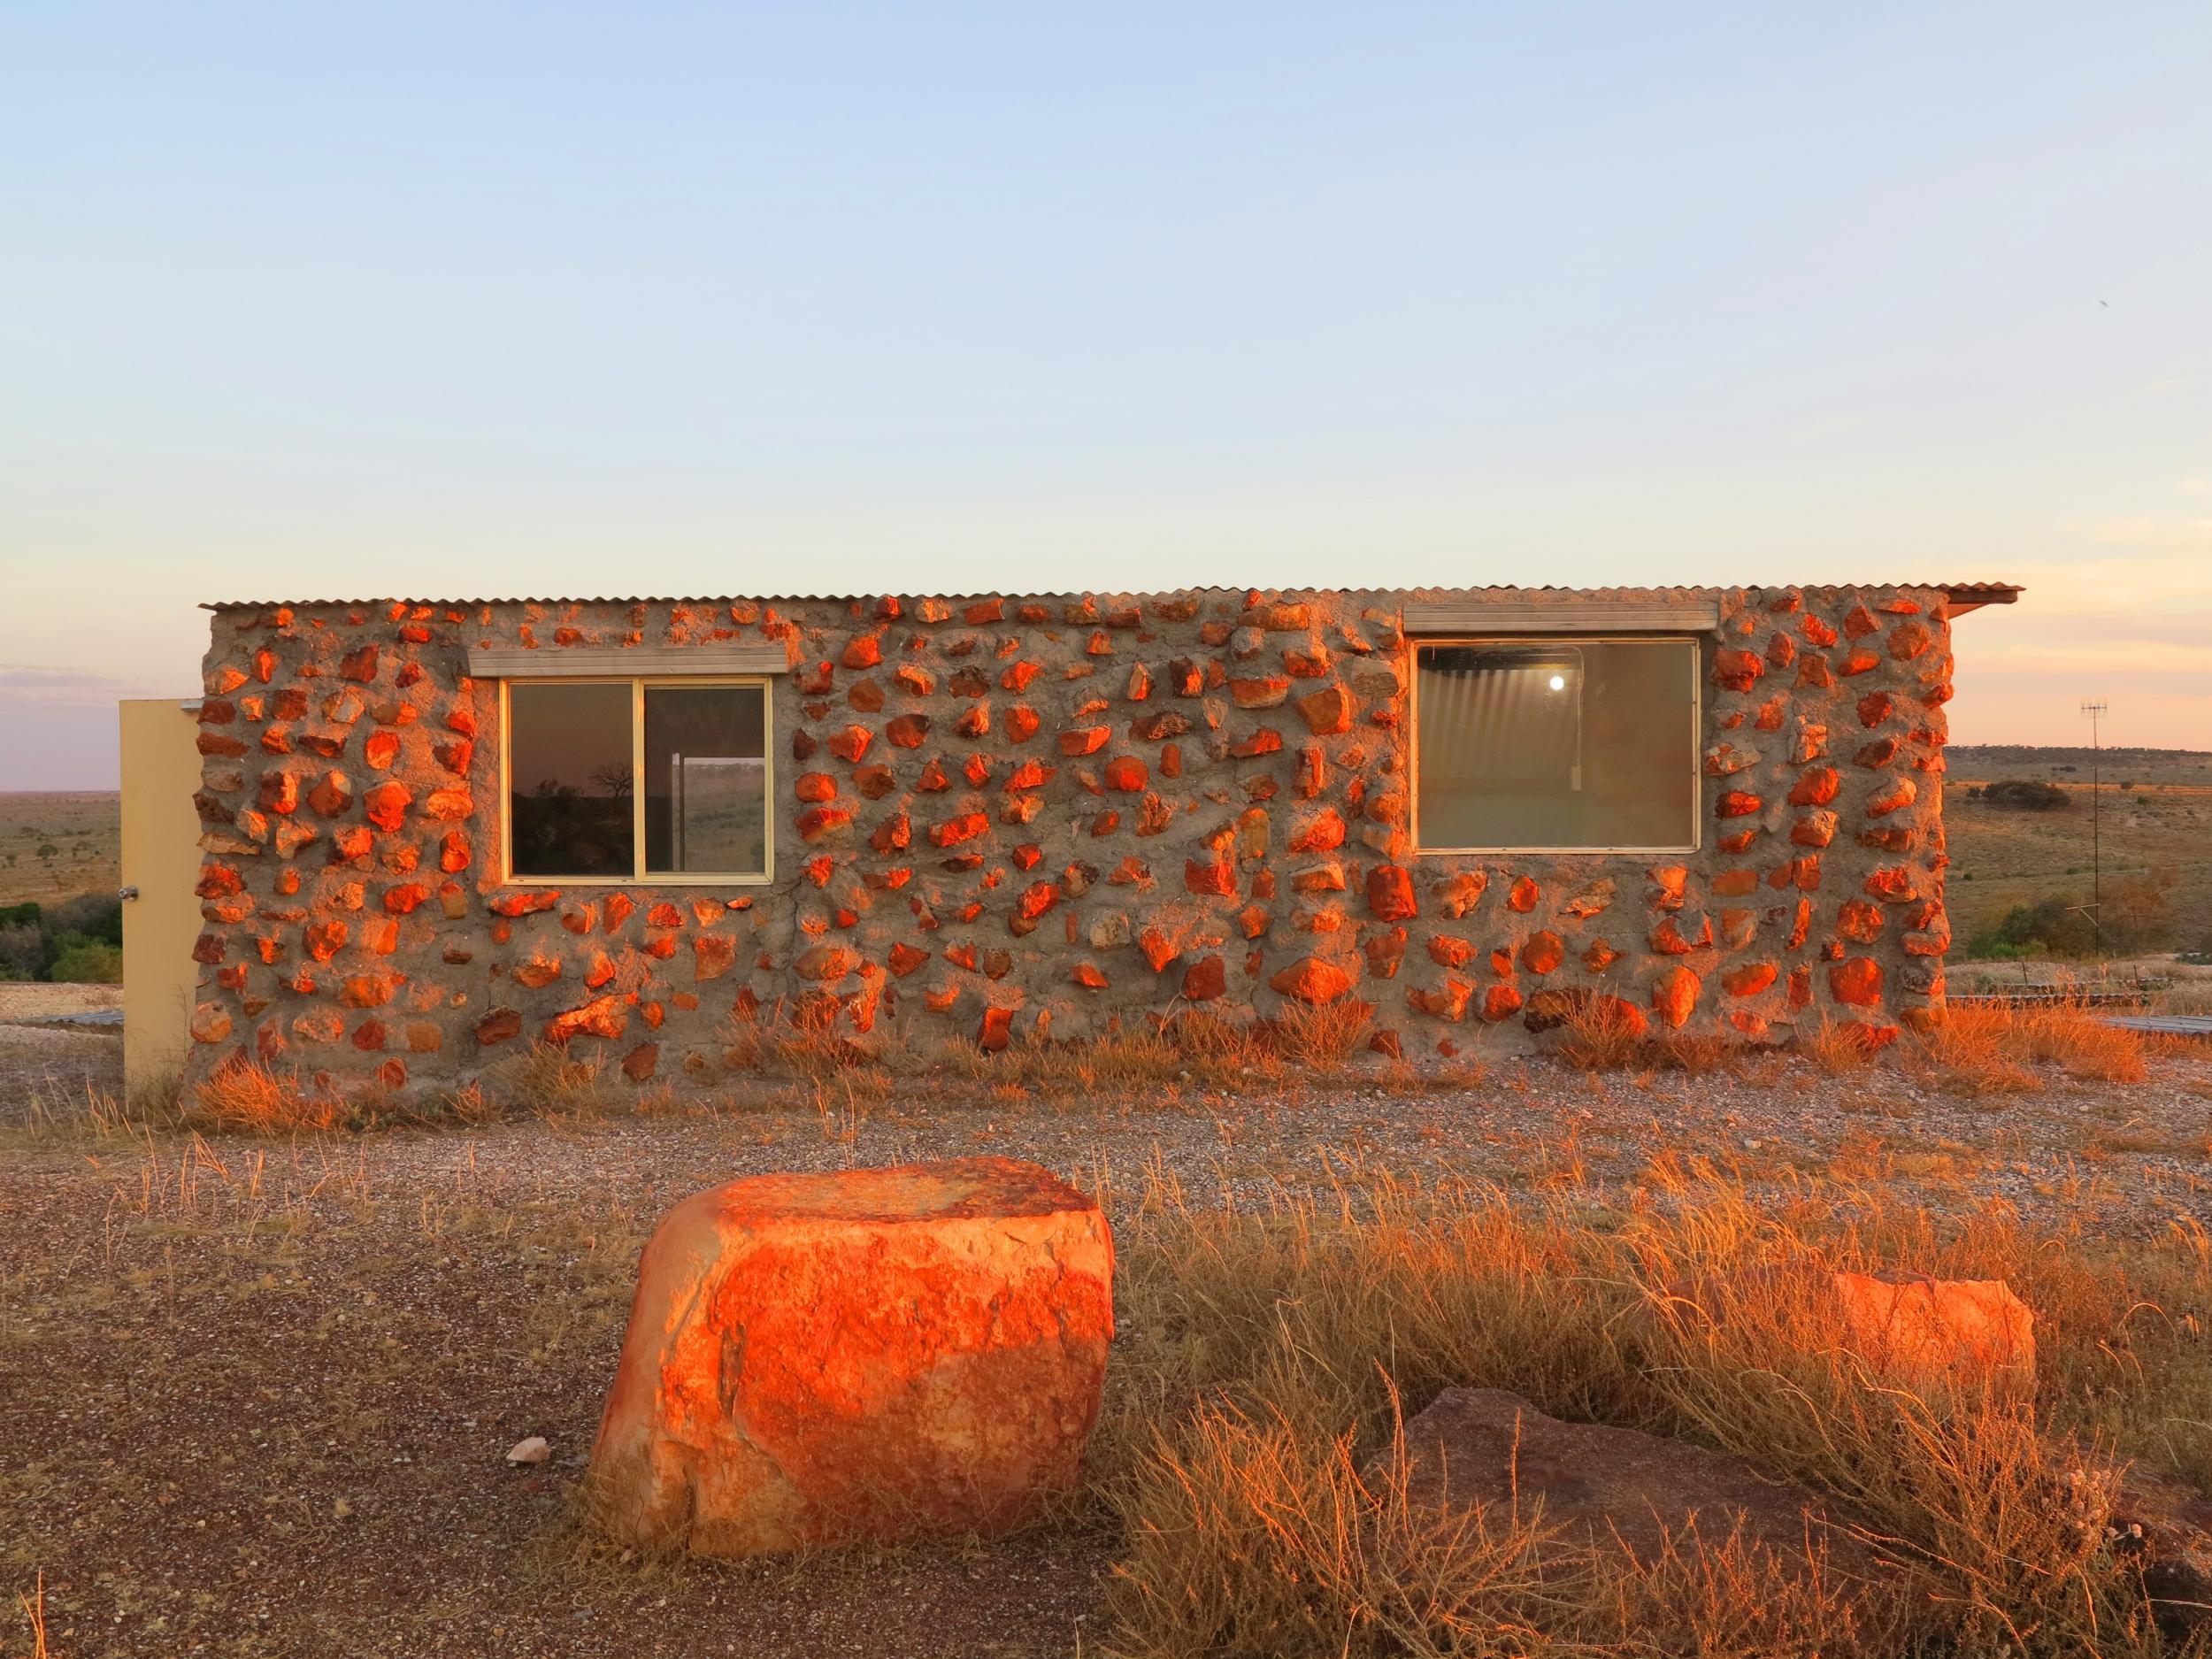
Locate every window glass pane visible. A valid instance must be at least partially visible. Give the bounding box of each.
[508,683,635,877]
[1416,641,1695,849]
[644,685,768,876]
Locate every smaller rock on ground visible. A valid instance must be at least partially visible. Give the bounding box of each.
[1653,1266,2036,1402]
[1387,1387,1892,1592]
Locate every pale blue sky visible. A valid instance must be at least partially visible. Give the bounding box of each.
[4,2,2208,787]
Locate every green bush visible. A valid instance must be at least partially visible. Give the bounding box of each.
[48,940,122,984]
[0,895,128,980]
[1966,894,2096,958]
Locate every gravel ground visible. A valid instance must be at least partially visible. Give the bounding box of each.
[4,1043,2209,1656]
[0,982,127,1111]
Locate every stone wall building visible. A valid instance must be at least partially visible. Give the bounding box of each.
[180,583,2018,1093]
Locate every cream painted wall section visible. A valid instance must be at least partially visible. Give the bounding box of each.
[120,699,203,1093]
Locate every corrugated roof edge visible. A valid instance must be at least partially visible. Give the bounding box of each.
[203,582,2023,610]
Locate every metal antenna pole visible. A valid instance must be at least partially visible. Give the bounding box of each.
[2081,699,2107,959]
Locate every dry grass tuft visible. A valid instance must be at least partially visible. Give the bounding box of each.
[934,1005,1386,1103]
[1801,1013,1885,1074]
[184,1060,345,1133]
[1272,997,1377,1071]
[15,1571,49,1659]
[1552,1002,1747,1076]
[1910,1001,2151,1094]
[1096,1164,2207,1657]
[1551,998,1649,1071]
[485,1041,618,1118]
[1909,1002,2036,1096]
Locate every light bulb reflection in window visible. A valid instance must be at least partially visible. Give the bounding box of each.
[1548,674,1565,691]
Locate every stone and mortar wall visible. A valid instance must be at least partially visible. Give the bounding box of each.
[182,586,1955,1094]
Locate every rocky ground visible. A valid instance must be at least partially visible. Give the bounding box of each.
[2,1020,2209,1655]
[0,981,125,1115]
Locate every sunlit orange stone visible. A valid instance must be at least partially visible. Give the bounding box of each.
[588,1158,1114,1556]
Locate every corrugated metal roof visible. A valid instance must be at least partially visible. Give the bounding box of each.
[201,582,2024,610]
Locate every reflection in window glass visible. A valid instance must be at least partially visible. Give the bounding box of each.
[644,686,769,876]
[1415,641,1696,850]
[507,682,636,877]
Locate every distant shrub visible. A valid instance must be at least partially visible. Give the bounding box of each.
[0,895,128,981]
[48,940,122,984]
[46,893,123,948]
[0,921,40,980]
[1982,779,2070,810]
[1967,895,2093,958]
[1965,867,2177,957]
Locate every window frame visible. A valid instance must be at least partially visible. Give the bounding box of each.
[497,674,776,887]
[1408,634,1703,857]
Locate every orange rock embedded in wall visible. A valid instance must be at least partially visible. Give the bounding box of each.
[1518,931,1565,974]
[1721,961,1777,997]
[1713,649,1763,692]
[1181,956,1226,1001]
[588,1158,1114,1557]
[1365,864,1417,921]
[1138,927,1179,972]
[1886,619,1933,661]
[1409,979,1472,1020]
[1649,914,1712,956]
[1649,965,1700,1028]
[797,804,855,841]
[694,933,738,981]
[362,780,411,833]
[1270,956,1354,1004]
[1294,684,1355,734]
[1102,756,1148,792]
[547,995,628,1044]
[929,812,990,849]
[1787,767,1839,806]
[1866,777,1917,818]
[1185,856,1235,896]
[1835,900,1885,942]
[1229,676,1290,709]
[1829,956,1884,1006]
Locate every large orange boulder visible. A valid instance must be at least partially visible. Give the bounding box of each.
[588,1157,1114,1556]
[1655,1266,2034,1402]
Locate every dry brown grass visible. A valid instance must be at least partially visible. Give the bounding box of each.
[13,1571,49,1659]
[1551,1002,1746,1076]
[484,1041,620,1118]
[1909,1002,2037,1096]
[1097,1162,2211,1657]
[1801,1012,1888,1074]
[1550,998,1648,1071]
[938,1002,1391,1102]
[1909,1001,2152,1095]
[183,1059,348,1133]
